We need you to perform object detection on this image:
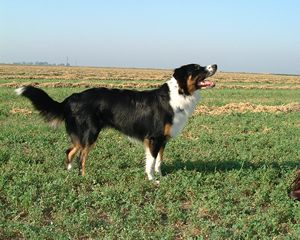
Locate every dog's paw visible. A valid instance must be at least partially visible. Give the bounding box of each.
[67,163,72,170]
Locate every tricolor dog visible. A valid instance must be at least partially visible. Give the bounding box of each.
[16,64,217,181]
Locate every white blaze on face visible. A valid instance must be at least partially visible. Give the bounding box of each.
[205,65,216,77]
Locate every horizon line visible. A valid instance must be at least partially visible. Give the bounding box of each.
[0,62,299,77]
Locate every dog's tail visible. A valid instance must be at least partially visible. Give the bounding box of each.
[15,86,65,127]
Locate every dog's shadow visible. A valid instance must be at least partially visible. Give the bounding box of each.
[162,158,297,175]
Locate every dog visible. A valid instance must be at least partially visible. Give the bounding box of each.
[289,166,300,201]
[15,63,217,181]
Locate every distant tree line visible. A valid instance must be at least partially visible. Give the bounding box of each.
[12,61,70,66]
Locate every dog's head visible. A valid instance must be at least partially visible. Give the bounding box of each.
[173,64,217,95]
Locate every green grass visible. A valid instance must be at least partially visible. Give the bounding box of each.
[201,88,300,106]
[1,87,300,239]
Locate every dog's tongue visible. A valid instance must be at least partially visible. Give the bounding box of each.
[199,80,215,89]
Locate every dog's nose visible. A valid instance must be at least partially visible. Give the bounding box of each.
[212,64,217,70]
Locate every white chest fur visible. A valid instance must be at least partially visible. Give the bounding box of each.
[167,77,201,137]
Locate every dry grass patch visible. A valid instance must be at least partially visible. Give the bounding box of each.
[218,84,300,90]
[2,81,299,90]
[1,65,300,85]
[10,108,32,115]
[0,81,161,89]
[0,65,171,81]
[214,72,300,84]
[10,103,300,117]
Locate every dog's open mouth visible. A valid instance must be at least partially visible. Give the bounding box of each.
[198,80,215,89]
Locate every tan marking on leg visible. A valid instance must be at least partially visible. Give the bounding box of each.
[144,138,150,148]
[79,144,94,176]
[159,147,164,160]
[66,144,81,170]
[144,139,152,152]
[164,123,172,138]
[66,145,80,163]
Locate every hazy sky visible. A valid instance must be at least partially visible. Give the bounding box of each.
[1,0,300,74]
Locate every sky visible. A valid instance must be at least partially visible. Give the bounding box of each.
[1,0,300,74]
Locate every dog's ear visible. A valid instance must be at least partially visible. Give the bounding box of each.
[173,66,187,82]
[173,66,189,94]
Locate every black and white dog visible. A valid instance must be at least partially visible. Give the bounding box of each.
[16,64,217,181]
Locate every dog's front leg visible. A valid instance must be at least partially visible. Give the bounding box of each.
[144,138,166,182]
[154,147,165,177]
[145,151,156,181]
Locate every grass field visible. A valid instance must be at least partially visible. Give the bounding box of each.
[0,65,300,239]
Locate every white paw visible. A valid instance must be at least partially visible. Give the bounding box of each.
[147,174,155,181]
[67,163,72,170]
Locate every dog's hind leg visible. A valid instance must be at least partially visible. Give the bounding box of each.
[78,145,94,176]
[65,144,80,170]
[67,116,102,176]
[77,126,100,176]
